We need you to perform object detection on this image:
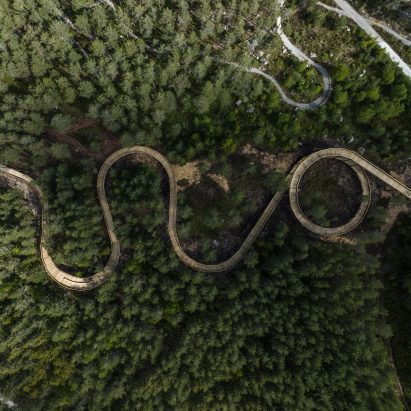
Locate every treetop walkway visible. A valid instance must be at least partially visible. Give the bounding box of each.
[1,146,410,291]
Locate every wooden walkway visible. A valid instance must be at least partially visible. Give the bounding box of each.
[1,147,410,291]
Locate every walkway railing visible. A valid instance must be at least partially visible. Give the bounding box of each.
[0,147,410,291]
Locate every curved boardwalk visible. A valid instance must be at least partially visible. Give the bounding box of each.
[0,147,410,291]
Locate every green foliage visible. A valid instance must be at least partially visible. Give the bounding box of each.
[334,64,350,82]
[381,213,411,404]
[0,0,410,163]
[0,0,409,409]
[0,185,402,410]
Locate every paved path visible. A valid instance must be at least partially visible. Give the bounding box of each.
[96,0,331,110]
[318,2,411,47]
[245,0,332,110]
[318,0,411,79]
[369,18,411,47]
[1,147,410,291]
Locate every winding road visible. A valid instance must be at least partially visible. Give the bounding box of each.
[243,0,411,108]
[318,1,411,47]
[94,0,332,110]
[244,0,332,110]
[1,146,410,291]
[317,0,411,79]
[62,0,409,114]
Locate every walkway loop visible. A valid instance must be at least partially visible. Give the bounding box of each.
[0,147,410,291]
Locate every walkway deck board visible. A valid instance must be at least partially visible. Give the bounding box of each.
[0,147,410,291]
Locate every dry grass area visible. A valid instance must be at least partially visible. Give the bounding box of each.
[208,173,230,193]
[241,144,297,172]
[319,235,356,245]
[173,161,230,193]
[285,6,358,63]
[173,161,204,192]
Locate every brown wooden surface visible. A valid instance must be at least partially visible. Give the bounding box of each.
[1,147,410,291]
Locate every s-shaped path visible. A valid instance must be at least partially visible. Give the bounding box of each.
[1,146,410,291]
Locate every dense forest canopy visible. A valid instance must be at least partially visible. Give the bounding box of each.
[381,213,411,405]
[0,0,410,409]
[0,184,404,410]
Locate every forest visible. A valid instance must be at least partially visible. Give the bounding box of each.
[381,213,411,405]
[0,0,410,409]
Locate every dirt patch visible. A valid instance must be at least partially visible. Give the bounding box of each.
[241,144,297,173]
[172,160,230,193]
[173,161,204,192]
[319,235,357,246]
[208,173,230,193]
